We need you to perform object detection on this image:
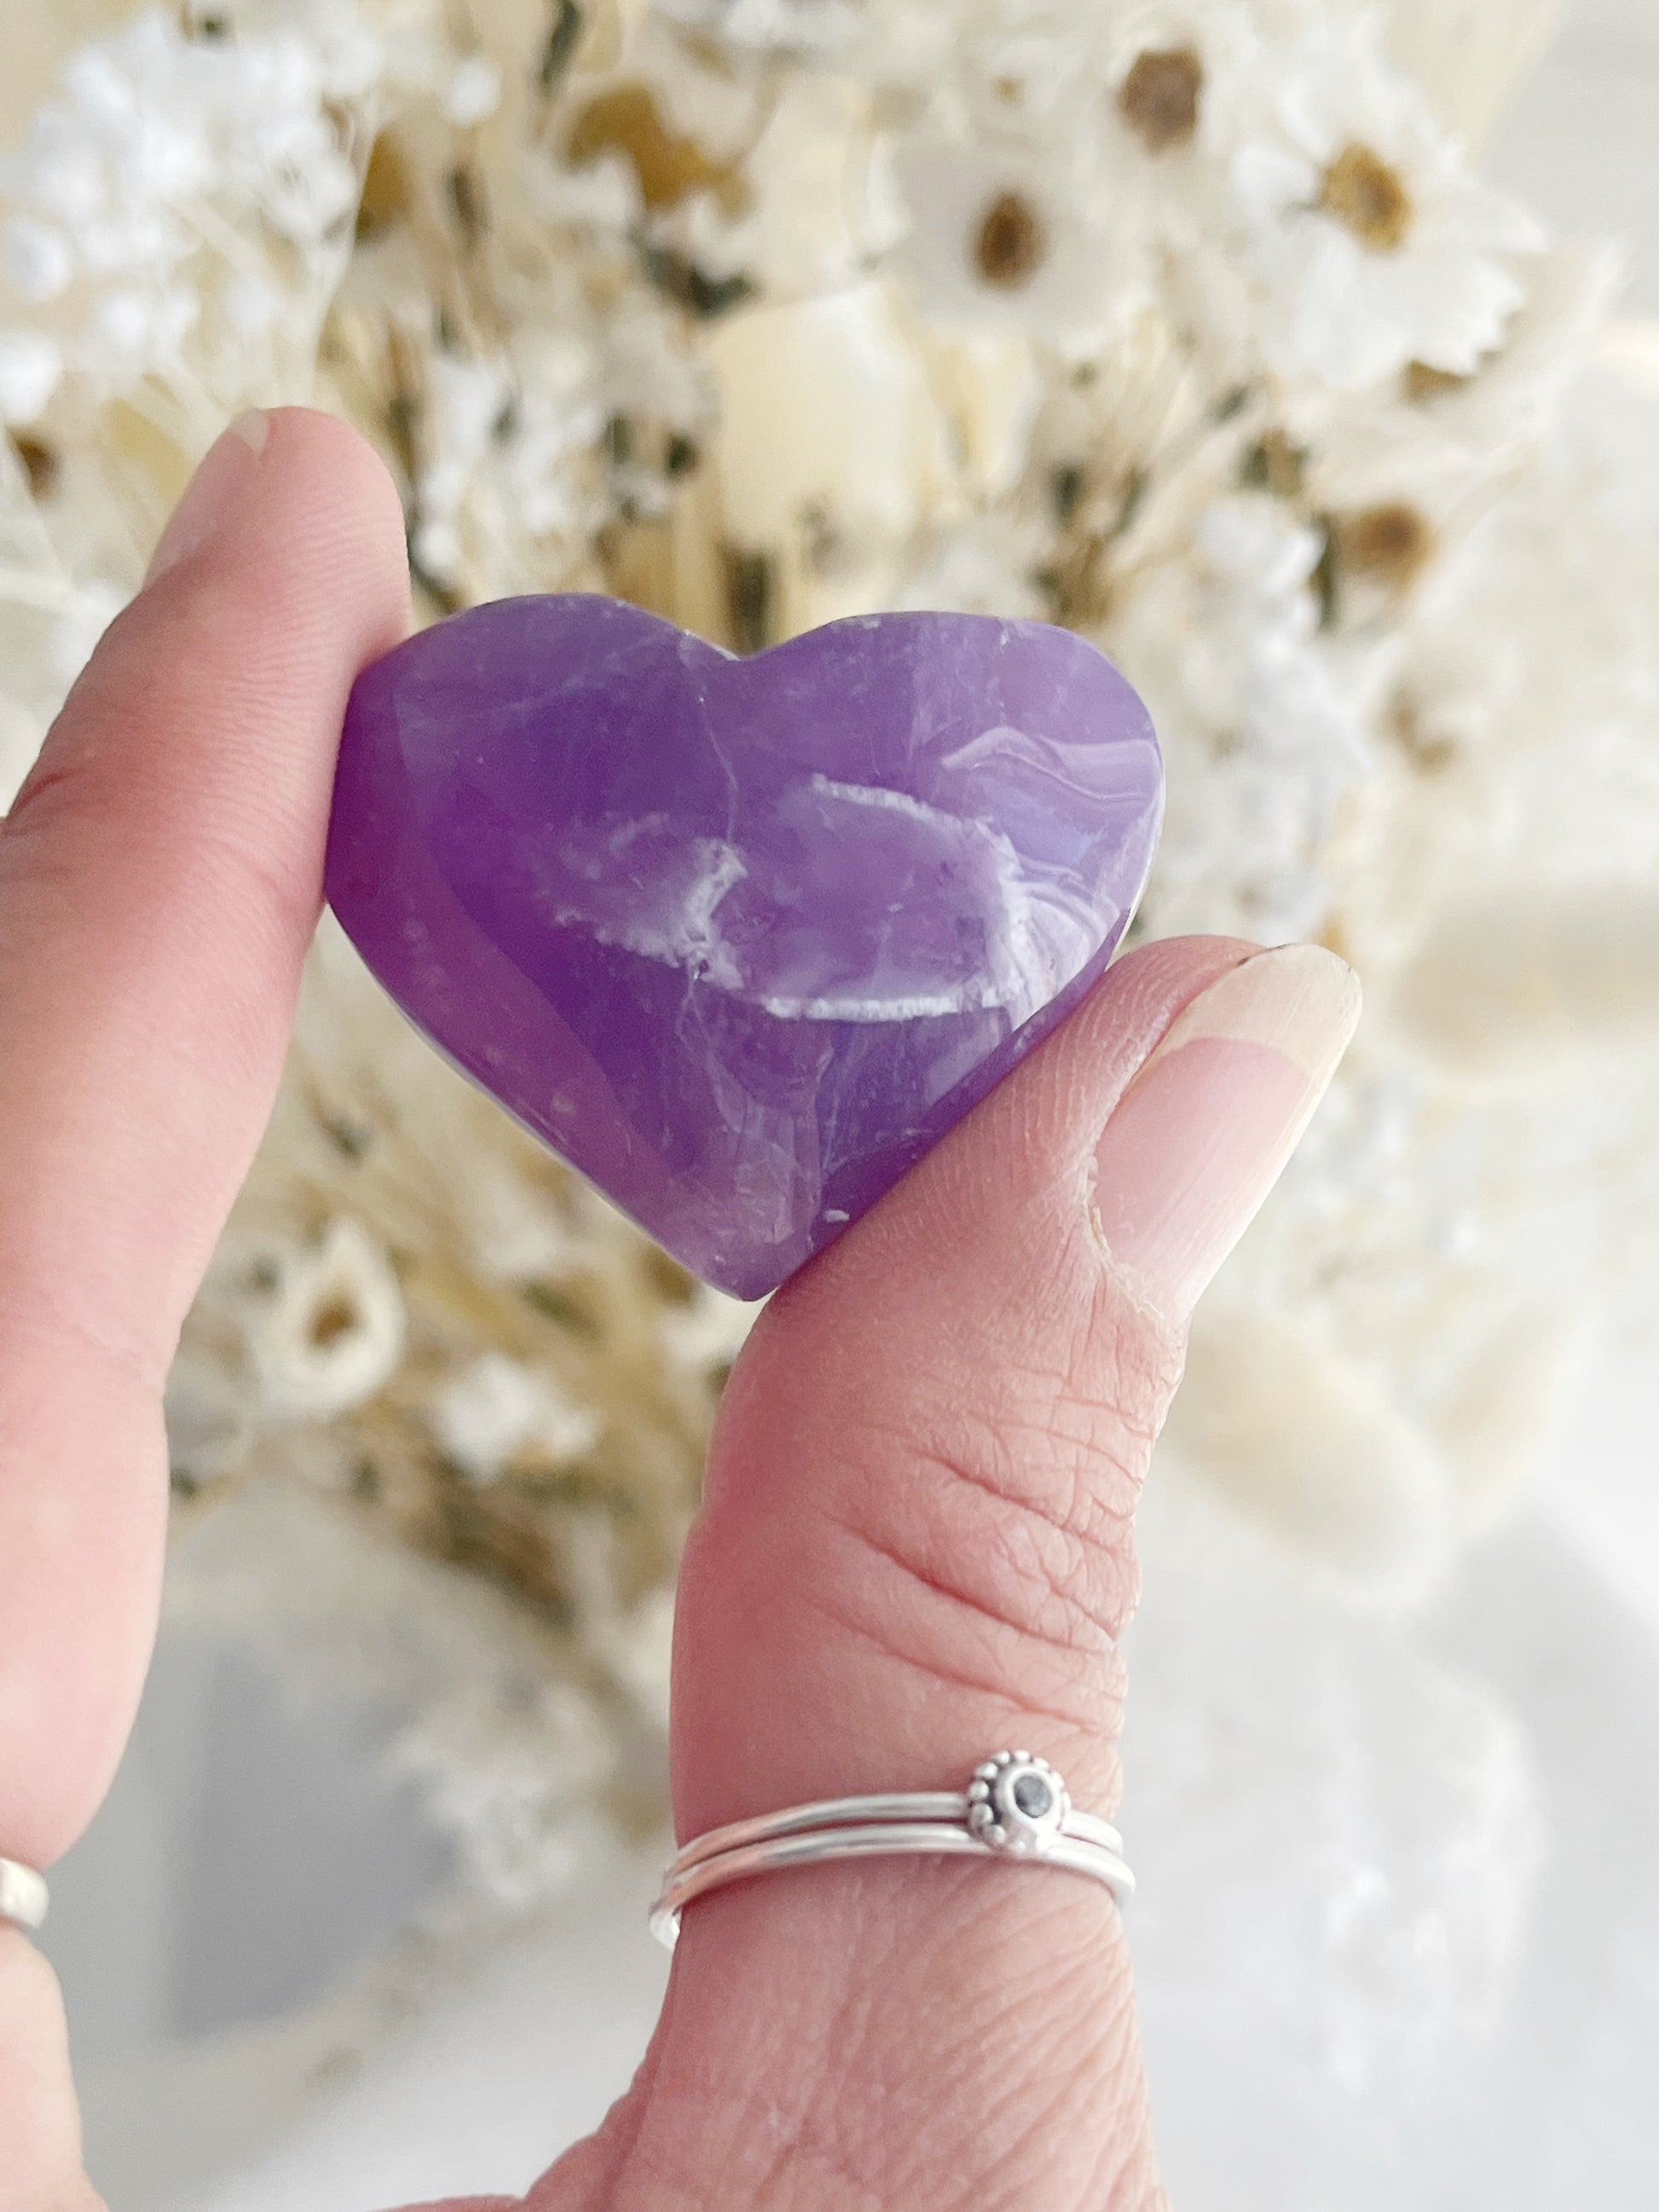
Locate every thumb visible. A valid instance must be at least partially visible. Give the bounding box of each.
[541,933,1360,2212]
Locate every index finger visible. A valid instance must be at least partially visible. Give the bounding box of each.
[0,407,409,1864]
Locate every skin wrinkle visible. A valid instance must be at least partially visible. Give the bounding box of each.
[793,1586,1129,1782]
[757,2079,893,2212]
[0,1285,174,1401]
[860,1920,1138,2212]
[938,1944,1101,2090]
[605,1885,1138,2212]
[968,2033,1125,2212]
[830,1264,1166,1493]
[806,1312,1162,1662]
[943,1375,1156,1551]
[823,1441,1130,1667]
[927,1462,1124,1657]
[619,2100,886,2212]
[616,1969,889,2212]
[958,1418,1142,1552]
[4,722,325,873]
[813,1505,1116,1720]
[695,2094,824,2211]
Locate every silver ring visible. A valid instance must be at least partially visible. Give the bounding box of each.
[0,1857,49,1933]
[650,1751,1132,1950]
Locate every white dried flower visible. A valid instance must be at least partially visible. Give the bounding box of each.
[892,517,1047,620]
[442,55,502,129]
[0,329,61,422]
[3,217,74,306]
[1222,15,1544,390]
[431,1352,602,1481]
[391,1679,616,1910]
[412,352,516,583]
[0,5,382,445]
[1118,494,1371,943]
[246,1217,406,1424]
[887,134,1137,355]
[656,0,863,55]
[465,1170,594,1284]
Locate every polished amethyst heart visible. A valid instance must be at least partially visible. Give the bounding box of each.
[326,597,1162,1297]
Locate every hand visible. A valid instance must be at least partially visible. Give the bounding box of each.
[0,410,1359,2212]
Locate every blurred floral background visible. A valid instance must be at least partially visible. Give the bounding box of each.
[3,2,1657,2205]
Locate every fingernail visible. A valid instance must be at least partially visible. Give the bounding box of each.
[1092,944,1361,1322]
[145,409,270,586]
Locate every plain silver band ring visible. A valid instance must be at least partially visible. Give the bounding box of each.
[665,1792,1124,1876]
[0,1857,49,1932]
[650,1752,1132,1951]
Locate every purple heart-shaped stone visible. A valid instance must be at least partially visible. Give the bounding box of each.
[326,597,1162,1297]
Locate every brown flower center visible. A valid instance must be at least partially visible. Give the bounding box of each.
[1336,501,1435,591]
[356,131,410,240]
[1240,428,1308,500]
[8,430,59,500]
[1402,360,1468,404]
[1119,47,1204,153]
[1321,142,1413,252]
[569,84,735,213]
[309,1296,361,1350]
[974,191,1047,288]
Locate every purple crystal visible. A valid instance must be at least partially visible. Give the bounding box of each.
[326,597,1162,1297]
